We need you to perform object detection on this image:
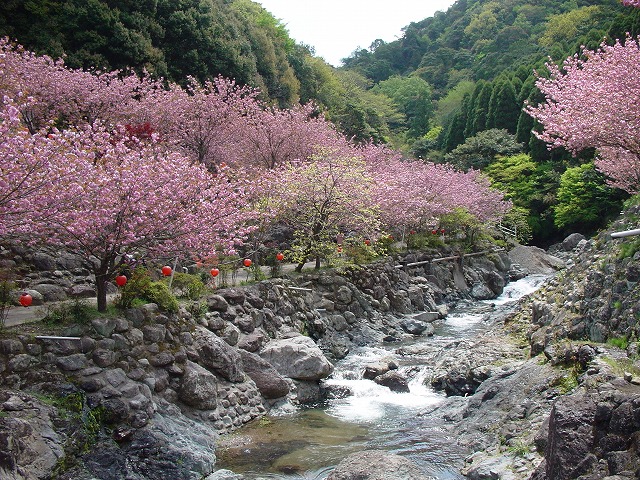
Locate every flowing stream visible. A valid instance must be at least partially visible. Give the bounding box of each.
[216,275,548,479]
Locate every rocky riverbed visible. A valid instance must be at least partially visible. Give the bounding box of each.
[1,227,640,479]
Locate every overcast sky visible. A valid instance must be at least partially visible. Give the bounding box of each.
[256,1,458,66]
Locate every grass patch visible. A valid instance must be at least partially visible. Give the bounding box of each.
[606,336,629,350]
[42,299,118,326]
[601,356,640,377]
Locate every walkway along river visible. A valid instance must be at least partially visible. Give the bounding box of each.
[216,274,549,479]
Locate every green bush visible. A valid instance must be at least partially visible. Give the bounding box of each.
[168,272,206,300]
[116,268,178,312]
[43,299,95,326]
[606,335,629,350]
[145,282,179,313]
[116,268,152,309]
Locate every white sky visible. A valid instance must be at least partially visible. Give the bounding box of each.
[257,1,458,66]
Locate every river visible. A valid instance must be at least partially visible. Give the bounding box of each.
[216,275,548,479]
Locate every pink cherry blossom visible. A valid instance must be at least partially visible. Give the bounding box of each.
[526,36,640,193]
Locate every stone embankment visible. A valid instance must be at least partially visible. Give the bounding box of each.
[0,245,522,479]
[455,212,640,480]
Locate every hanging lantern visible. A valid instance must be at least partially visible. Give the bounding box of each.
[364,240,371,246]
[409,230,416,235]
[441,229,446,234]
[276,252,284,261]
[337,246,343,253]
[243,258,252,267]
[161,265,172,276]
[115,275,128,287]
[210,268,220,277]
[432,230,437,235]
[19,293,33,307]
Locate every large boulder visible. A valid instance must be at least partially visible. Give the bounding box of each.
[179,361,218,410]
[259,335,333,381]
[327,450,426,480]
[0,393,64,480]
[238,350,290,399]
[193,327,244,383]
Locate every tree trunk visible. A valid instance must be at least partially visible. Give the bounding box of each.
[315,256,321,269]
[295,262,305,273]
[96,273,108,312]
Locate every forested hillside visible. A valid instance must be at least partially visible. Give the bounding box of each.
[342,0,640,245]
[2,0,640,245]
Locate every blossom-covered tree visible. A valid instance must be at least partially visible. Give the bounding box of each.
[622,1,640,7]
[526,36,640,193]
[274,150,380,271]
[361,143,510,235]
[235,103,351,169]
[0,38,162,133]
[5,121,258,311]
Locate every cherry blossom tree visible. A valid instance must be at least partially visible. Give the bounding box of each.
[622,1,640,7]
[141,77,262,171]
[4,120,258,311]
[274,150,380,271]
[361,143,510,235]
[0,38,163,133]
[526,36,640,193]
[234,103,351,169]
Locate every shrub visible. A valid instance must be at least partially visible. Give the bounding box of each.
[168,272,206,300]
[116,268,178,312]
[145,282,179,313]
[43,299,95,326]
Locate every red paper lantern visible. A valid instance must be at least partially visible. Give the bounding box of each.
[210,268,220,277]
[243,258,252,267]
[337,246,343,253]
[432,230,437,235]
[276,252,284,261]
[115,275,128,287]
[364,240,371,246]
[409,230,416,235]
[19,293,33,307]
[161,265,172,276]
[441,229,446,234]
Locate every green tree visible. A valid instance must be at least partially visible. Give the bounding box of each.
[554,163,625,232]
[487,78,520,133]
[373,75,434,138]
[445,129,523,171]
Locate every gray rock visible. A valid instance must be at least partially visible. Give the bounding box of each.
[206,469,244,479]
[56,353,88,371]
[207,294,229,312]
[260,335,333,381]
[91,317,117,337]
[142,325,166,343]
[0,397,64,479]
[400,318,433,336]
[327,450,425,479]
[373,371,410,393]
[179,361,219,410]
[237,331,266,353]
[32,284,67,302]
[32,252,57,271]
[561,233,586,251]
[335,286,353,304]
[92,349,117,368]
[239,350,289,399]
[67,284,95,298]
[193,327,244,382]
